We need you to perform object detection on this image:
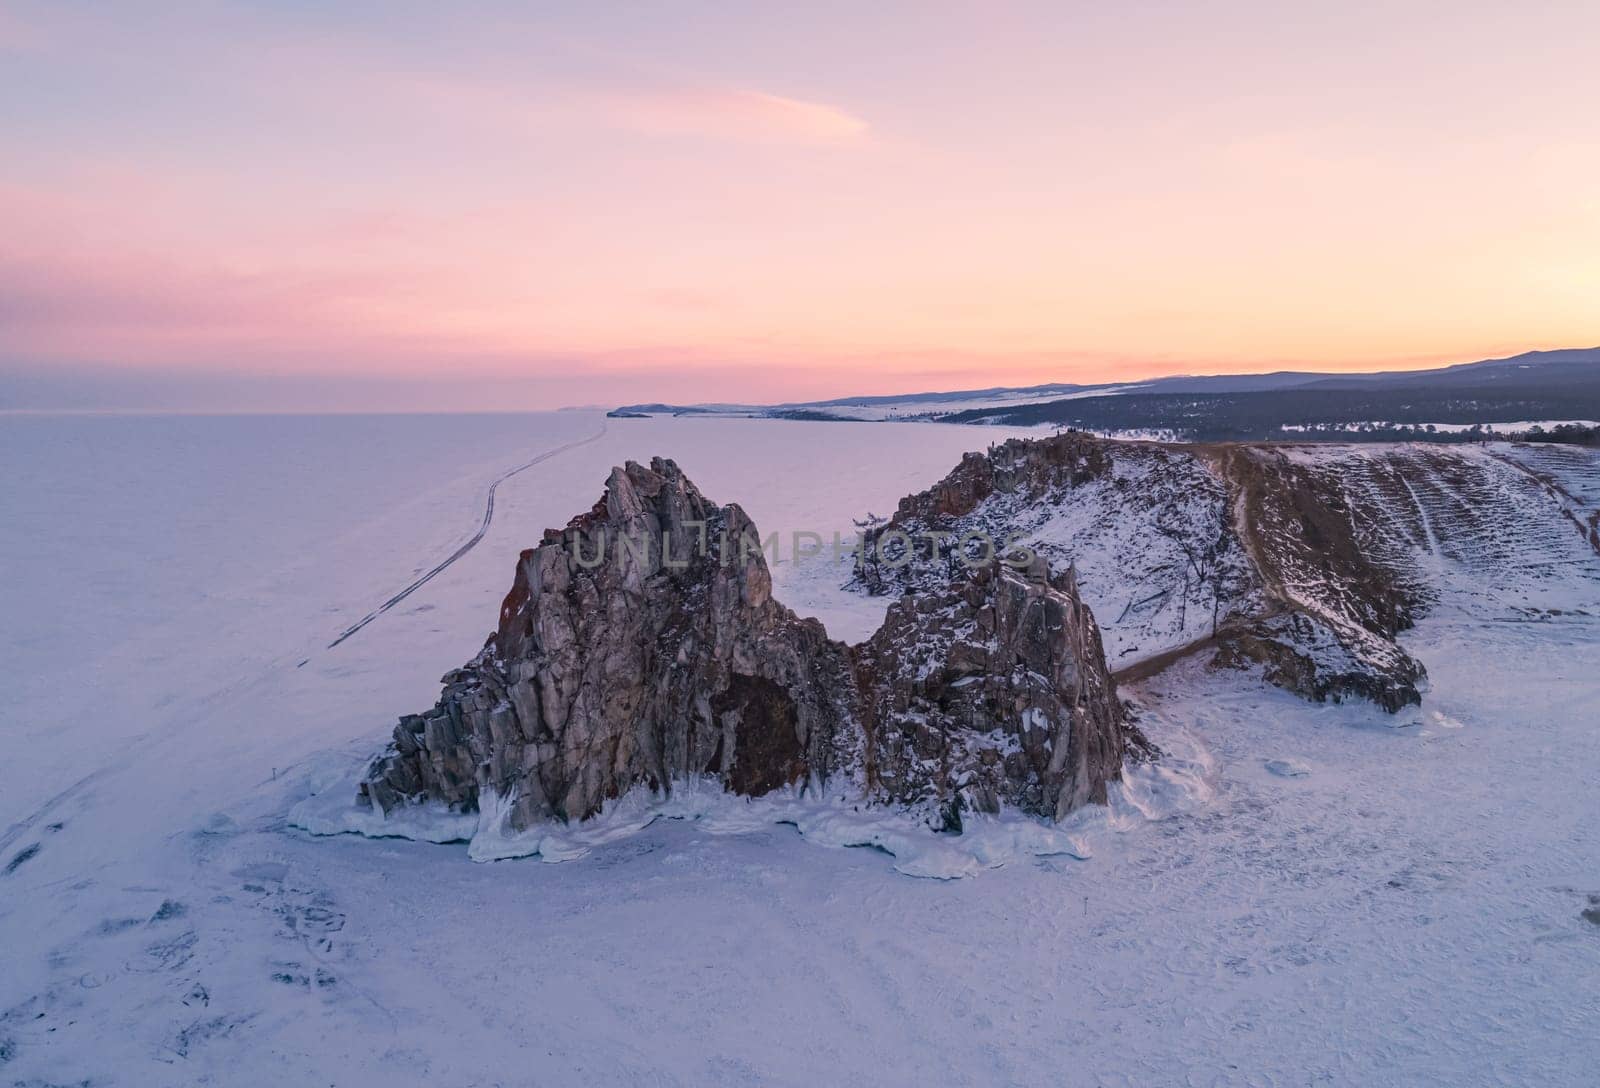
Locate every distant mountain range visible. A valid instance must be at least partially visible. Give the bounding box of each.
[609,347,1600,441]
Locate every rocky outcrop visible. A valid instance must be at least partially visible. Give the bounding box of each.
[359,457,1133,836]
[1204,445,1428,709]
[1214,446,1418,639]
[857,433,1265,664]
[856,559,1132,828]
[363,459,860,827]
[884,433,1113,524]
[1209,612,1427,713]
[364,422,1581,847]
[858,431,1431,711]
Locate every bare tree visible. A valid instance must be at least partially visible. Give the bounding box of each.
[1156,509,1232,636]
[852,512,888,596]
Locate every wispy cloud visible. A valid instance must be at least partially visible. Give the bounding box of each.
[608,87,870,146]
[1,1,870,149]
[390,73,870,148]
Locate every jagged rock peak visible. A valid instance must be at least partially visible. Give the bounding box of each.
[362,457,860,829]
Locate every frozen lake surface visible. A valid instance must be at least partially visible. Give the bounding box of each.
[2,412,1598,1086]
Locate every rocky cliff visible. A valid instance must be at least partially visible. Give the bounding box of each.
[855,431,1600,715]
[358,457,1133,836]
[857,431,1431,711]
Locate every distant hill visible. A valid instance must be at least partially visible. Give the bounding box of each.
[609,347,1600,441]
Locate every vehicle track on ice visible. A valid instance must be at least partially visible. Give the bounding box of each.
[327,420,608,649]
[4,423,612,856]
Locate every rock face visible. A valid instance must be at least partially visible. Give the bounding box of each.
[1209,612,1428,713]
[856,560,1131,827]
[363,459,859,827]
[1206,445,1429,711]
[359,457,1132,835]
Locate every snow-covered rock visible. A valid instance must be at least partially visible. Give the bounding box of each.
[855,431,1430,711]
[856,559,1143,828]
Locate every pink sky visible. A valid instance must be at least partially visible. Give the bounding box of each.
[2,1,1597,410]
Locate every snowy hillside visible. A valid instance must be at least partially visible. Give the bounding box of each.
[839,434,1600,704]
[1276,442,1600,618]
[827,437,1268,667]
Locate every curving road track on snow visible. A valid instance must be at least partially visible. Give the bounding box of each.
[326,420,608,649]
[4,420,611,870]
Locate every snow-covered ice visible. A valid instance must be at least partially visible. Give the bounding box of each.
[291,758,1124,880]
[3,412,1599,1086]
